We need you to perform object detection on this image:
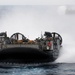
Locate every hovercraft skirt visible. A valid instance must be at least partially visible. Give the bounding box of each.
[0,47,54,63]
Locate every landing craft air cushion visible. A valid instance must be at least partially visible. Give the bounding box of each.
[0,31,62,64]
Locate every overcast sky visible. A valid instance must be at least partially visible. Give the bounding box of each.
[0,5,75,40]
[0,0,75,5]
[0,1,75,62]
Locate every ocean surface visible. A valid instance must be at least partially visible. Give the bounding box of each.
[0,63,75,75]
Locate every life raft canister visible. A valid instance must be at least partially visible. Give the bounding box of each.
[47,42,52,47]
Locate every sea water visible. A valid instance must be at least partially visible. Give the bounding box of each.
[0,63,75,75]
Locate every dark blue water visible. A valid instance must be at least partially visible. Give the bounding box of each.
[0,63,75,75]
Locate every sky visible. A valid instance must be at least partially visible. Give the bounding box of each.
[0,0,75,5]
[0,5,75,39]
[0,0,75,63]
